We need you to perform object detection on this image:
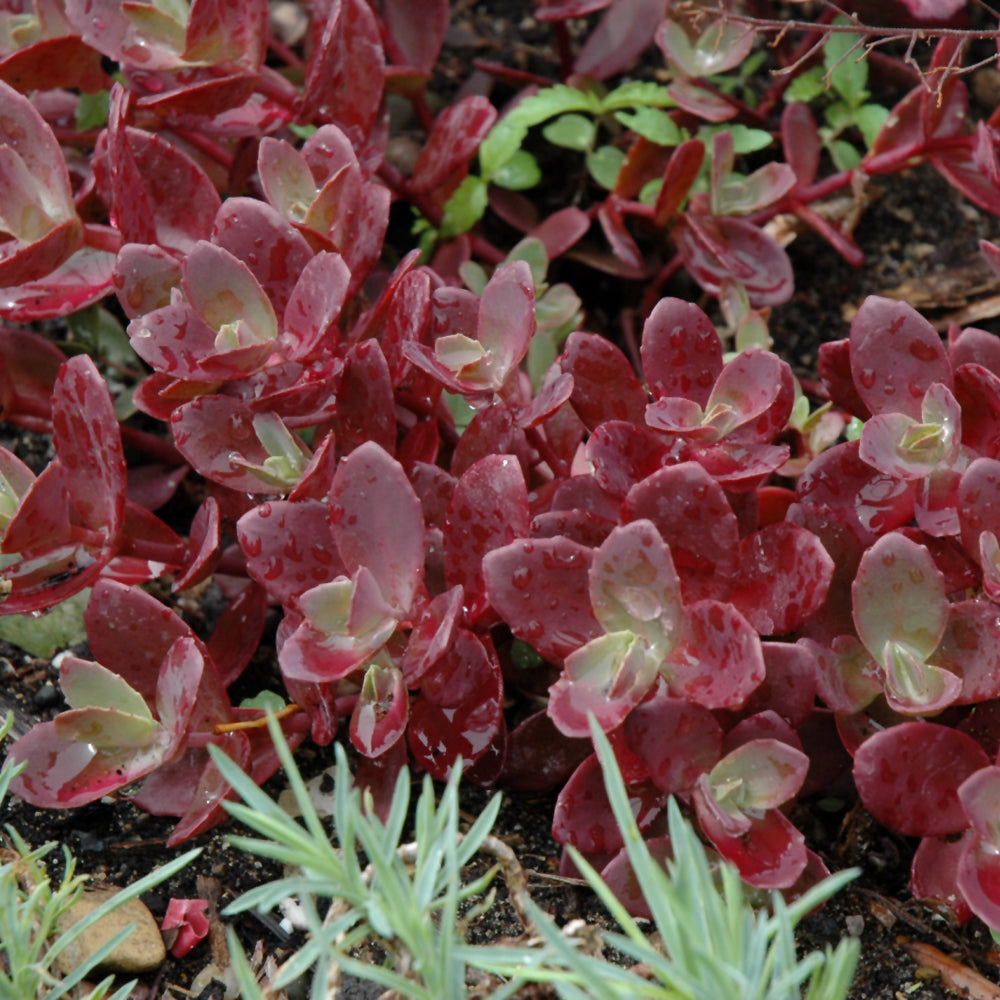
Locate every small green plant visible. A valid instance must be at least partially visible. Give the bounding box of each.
[213,712,860,1000]
[0,714,199,1000]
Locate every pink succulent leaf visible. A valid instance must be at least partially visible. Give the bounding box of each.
[695,791,808,890]
[574,0,667,79]
[411,97,497,193]
[6,719,178,809]
[548,631,659,737]
[280,251,350,359]
[621,463,739,603]
[84,579,198,703]
[238,499,343,607]
[114,243,184,320]
[401,586,463,687]
[257,137,318,222]
[854,722,990,837]
[409,630,504,778]
[210,198,316,322]
[653,138,705,227]
[958,766,1000,847]
[849,296,952,420]
[794,441,916,547]
[800,635,882,715]
[444,454,530,619]
[644,396,712,437]
[128,303,237,382]
[585,420,672,498]
[553,752,665,854]
[52,703,157,752]
[599,837,677,921]
[536,0,614,19]
[166,730,252,846]
[350,662,409,758]
[51,355,127,533]
[623,687,722,794]
[980,533,1000,602]
[66,0,186,69]
[172,495,221,593]
[333,340,396,457]
[154,637,207,735]
[697,349,793,441]
[0,246,117,323]
[956,833,1000,930]
[383,0,448,71]
[954,364,1000,460]
[103,86,156,247]
[656,12,755,78]
[299,0,385,140]
[911,832,974,925]
[59,656,153,719]
[182,241,278,349]
[728,522,834,636]
[880,641,961,715]
[483,536,600,665]
[705,737,809,815]
[162,898,210,959]
[184,0,268,70]
[853,532,948,664]
[171,397,288,493]
[588,519,682,655]
[959,457,1000,562]
[560,331,647,430]
[662,599,765,709]
[712,157,797,216]
[0,448,34,529]
[479,259,536,370]
[331,441,424,614]
[781,100,821,187]
[672,213,794,308]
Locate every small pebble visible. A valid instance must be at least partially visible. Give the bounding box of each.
[33,681,60,709]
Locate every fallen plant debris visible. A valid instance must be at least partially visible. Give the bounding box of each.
[3,0,1000,995]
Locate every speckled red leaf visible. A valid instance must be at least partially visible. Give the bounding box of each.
[207,582,268,688]
[663,599,765,709]
[573,0,667,79]
[561,332,647,430]
[331,441,424,614]
[484,536,599,665]
[409,629,504,778]
[640,297,722,407]
[584,420,672,498]
[849,296,952,420]
[854,722,989,836]
[412,97,497,193]
[333,341,396,457]
[552,752,665,854]
[911,831,974,925]
[622,463,739,603]
[445,454,530,620]
[383,0,448,71]
[237,499,343,607]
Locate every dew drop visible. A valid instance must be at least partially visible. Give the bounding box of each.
[511,566,532,590]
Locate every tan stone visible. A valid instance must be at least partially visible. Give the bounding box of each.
[55,886,166,976]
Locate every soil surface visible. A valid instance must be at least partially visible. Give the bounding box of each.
[6,4,1000,1000]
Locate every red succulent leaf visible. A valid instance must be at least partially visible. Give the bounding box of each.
[331,441,424,614]
[729,522,834,636]
[299,0,385,141]
[585,420,672,498]
[850,296,951,420]
[444,454,530,621]
[695,794,808,890]
[574,0,668,79]
[781,101,821,187]
[663,599,765,709]
[483,536,599,664]
[333,340,396,457]
[409,629,504,778]
[955,363,1000,459]
[535,0,613,19]
[113,243,183,320]
[599,836,677,920]
[383,0,448,72]
[238,499,343,607]
[162,898,210,959]
[853,532,948,664]
[958,765,1000,847]
[673,213,794,308]
[933,121,1000,217]
[351,663,409,757]
[412,97,497,194]
[624,687,722,794]
[640,297,722,407]
[206,581,268,688]
[401,585,463,686]
[560,332,647,431]
[654,139,705,226]
[911,832,974,925]
[553,752,666,854]
[957,833,1000,929]
[280,251,350,360]
[794,441,916,547]
[548,631,658,737]
[622,463,738,603]
[589,519,682,653]
[0,34,108,93]
[502,710,592,793]
[854,722,989,836]
[172,496,221,593]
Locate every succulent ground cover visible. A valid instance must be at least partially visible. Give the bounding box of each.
[4,0,1000,994]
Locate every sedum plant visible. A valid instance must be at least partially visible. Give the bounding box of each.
[211,712,858,1000]
[0,714,199,1000]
